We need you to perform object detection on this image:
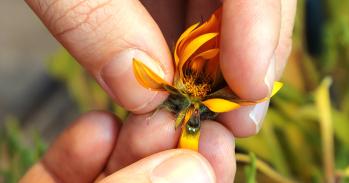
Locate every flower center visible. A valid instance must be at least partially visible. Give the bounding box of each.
[183,73,212,98]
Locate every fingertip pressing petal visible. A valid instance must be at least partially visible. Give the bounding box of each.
[132,58,168,90]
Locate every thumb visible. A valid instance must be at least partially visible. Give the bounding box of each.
[99,149,216,183]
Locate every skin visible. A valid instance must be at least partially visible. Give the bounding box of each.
[22,0,297,183]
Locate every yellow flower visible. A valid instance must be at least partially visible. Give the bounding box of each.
[133,8,282,151]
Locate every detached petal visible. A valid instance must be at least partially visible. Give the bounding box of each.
[202,98,240,113]
[178,128,200,151]
[132,58,168,90]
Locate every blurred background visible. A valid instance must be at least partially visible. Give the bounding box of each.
[1,0,348,182]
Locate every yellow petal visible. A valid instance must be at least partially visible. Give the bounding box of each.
[254,81,284,103]
[179,33,219,76]
[190,48,219,72]
[202,98,240,113]
[181,33,218,64]
[132,58,168,90]
[182,10,221,48]
[271,81,283,97]
[174,23,200,66]
[236,81,284,105]
[178,128,200,151]
[193,48,219,60]
[190,57,206,72]
[205,58,220,81]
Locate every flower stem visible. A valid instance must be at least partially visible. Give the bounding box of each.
[236,153,296,183]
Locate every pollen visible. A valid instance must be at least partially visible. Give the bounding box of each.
[183,73,212,98]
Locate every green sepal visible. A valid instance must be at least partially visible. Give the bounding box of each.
[175,108,189,129]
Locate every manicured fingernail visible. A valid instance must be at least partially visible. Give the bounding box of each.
[101,49,165,112]
[264,55,276,96]
[248,100,270,133]
[151,153,215,183]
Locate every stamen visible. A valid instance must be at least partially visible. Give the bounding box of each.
[183,72,212,98]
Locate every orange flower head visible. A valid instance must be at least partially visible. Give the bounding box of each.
[133,8,282,151]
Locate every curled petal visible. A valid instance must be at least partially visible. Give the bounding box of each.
[190,57,206,73]
[181,33,218,64]
[202,98,240,113]
[175,23,200,66]
[180,9,221,51]
[190,48,219,72]
[205,57,220,83]
[178,128,200,151]
[132,58,168,90]
[179,33,219,76]
[193,48,219,60]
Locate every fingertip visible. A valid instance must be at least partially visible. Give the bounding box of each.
[151,150,215,183]
[199,121,236,183]
[105,109,180,173]
[218,101,269,137]
[27,0,174,114]
[42,111,121,183]
[101,149,215,183]
[99,49,172,114]
[20,163,56,183]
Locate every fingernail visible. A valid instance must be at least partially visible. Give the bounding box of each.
[101,49,165,112]
[248,100,270,133]
[264,54,276,96]
[151,153,215,183]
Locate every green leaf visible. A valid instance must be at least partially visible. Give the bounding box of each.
[244,153,257,183]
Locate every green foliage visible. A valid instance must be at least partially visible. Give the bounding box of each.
[0,117,46,183]
[47,48,128,120]
[244,153,257,183]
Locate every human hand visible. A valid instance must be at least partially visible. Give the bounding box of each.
[20,112,216,183]
[24,0,296,182]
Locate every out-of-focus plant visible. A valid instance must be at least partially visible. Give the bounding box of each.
[0,117,46,183]
[47,50,128,120]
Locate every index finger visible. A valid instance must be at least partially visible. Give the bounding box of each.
[25,0,174,114]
